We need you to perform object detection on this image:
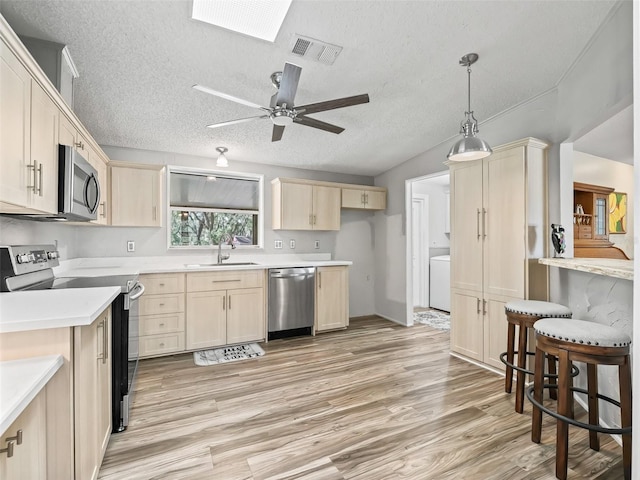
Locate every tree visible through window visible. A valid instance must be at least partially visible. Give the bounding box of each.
[169,169,261,248]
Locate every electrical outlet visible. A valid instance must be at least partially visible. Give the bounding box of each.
[289,239,296,249]
[314,240,320,249]
[274,240,283,249]
[127,241,135,252]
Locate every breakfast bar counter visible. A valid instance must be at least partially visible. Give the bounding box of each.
[538,257,633,281]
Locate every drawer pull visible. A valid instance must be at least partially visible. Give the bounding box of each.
[159,323,165,327]
[159,303,165,306]
[5,429,22,445]
[212,279,241,283]
[160,343,165,347]
[159,283,165,286]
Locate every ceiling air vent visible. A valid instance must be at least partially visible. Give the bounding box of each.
[289,35,343,65]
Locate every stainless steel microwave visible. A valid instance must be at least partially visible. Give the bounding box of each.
[57,144,100,221]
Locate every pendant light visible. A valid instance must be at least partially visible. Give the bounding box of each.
[216,147,229,167]
[447,53,492,161]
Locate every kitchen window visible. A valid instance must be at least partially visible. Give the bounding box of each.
[168,168,263,248]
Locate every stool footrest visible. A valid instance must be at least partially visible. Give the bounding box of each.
[525,384,632,435]
[499,351,579,379]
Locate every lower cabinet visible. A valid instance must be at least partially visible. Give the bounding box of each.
[450,288,509,370]
[138,273,186,358]
[74,306,111,480]
[0,305,112,479]
[0,387,47,479]
[315,266,349,332]
[186,270,265,350]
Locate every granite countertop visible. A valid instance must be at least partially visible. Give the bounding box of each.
[0,287,121,333]
[538,257,633,281]
[0,355,63,435]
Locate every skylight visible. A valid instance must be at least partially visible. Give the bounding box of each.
[191,0,292,42]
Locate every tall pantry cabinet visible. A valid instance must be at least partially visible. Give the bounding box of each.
[449,137,549,370]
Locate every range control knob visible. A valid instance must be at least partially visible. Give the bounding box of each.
[16,254,31,264]
[47,251,59,260]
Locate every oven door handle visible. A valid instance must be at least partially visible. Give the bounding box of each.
[129,283,145,300]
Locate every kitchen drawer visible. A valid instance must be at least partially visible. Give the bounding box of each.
[139,333,185,357]
[139,293,184,316]
[140,273,185,295]
[139,313,185,336]
[187,270,264,292]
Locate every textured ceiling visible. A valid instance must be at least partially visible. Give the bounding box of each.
[0,1,617,176]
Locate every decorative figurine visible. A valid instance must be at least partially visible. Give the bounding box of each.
[551,224,565,257]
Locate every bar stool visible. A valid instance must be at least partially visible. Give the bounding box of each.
[527,318,632,480]
[500,300,572,413]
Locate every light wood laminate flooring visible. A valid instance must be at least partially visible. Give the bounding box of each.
[99,316,625,479]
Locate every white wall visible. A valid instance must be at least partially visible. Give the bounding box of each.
[373,0,633,324]
[573,151,634,258]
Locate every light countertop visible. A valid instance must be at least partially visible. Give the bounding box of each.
[538,257,633,281]
[0,287,120,333]
[0,355,63,435]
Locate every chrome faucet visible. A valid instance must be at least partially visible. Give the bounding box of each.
[217,235,236,264]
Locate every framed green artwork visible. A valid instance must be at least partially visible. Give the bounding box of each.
[608,192,627,233]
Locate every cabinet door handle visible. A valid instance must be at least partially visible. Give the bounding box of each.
[309,214,313,225]
[482,208,487,239]
[152,206,157,221]
[361,193,365,205]
[97,319,105,362]
[0,441,14,458]
[100,201,106,217]
[223,296,226,310]
[103,318,108,363]
[37,162,43,196]
[364,193,368,205]
[482,299,487,315]
[476,208,481,239]
[228,295,231,310]
[313,214,317,225]
[28,160,38,193]
[4,429,22,445]
[318,272,322,289]
[476,297,481,313]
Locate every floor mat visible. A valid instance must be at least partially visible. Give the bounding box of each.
[193,343,265,366]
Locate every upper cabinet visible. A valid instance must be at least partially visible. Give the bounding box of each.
[341,187,386,210]
[272,177,387,231]
[0,18,111,218]
[109,161,164,227]
[272,178,341,231]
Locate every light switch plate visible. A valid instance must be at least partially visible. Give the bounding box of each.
[289,240,296,249]
[314,240,320,249]
[274,240,283,249]
[127,241,135,252]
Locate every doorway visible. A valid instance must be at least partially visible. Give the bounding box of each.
[404,171,450,326]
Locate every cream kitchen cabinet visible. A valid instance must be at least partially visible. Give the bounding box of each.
[315,266,349,332]
[73,306,111,480]
[0,388,47,480]
[0,305,113,480]
[186,270,265,350]
[449,138,549,370]
[138,273,186,358]
[272,178,341,231]
[0,40,58,215]
[110,161,164,227]
[341,187,386,210]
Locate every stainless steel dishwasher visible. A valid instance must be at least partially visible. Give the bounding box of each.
[268,267,315,339]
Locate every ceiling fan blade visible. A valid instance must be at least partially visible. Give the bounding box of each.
[275,62,301,107]
[206,115,269,129]
[294,116,344,134]
[272,125,285,142]
[296,94,370,115]
[193,84,269,112]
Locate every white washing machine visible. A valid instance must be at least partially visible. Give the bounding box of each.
[429,255,450,312]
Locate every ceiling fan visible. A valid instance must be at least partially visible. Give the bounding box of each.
[193,62,370,142]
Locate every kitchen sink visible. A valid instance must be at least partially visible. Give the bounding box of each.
[184,262,259,268]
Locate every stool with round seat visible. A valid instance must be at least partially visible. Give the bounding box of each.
[527,318,632,480]
[500,300,572,413]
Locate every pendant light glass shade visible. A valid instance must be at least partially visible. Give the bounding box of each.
[447,53,492,162]
[216,147,229,167]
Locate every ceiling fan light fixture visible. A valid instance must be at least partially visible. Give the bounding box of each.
[447,53,492,162]
[216,147,229,168]
[270,108,295,126]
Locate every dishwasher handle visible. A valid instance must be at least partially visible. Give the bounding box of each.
[270,273,312,278]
